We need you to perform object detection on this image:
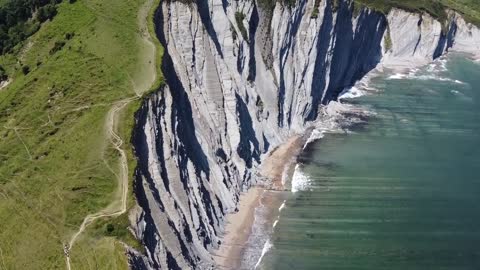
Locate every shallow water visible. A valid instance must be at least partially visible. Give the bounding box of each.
[258,56,480,270]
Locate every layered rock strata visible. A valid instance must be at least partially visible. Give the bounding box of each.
[129,0,480,269]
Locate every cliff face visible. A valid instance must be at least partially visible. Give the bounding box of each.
[129,0,480,269]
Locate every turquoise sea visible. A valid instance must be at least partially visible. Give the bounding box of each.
[259,55,480,270]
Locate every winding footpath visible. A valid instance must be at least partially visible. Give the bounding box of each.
[65,99,131,270]
[64,0,158,269]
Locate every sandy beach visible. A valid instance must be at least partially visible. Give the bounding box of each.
[213,135,307,269]
[213,187,263,269]
[260,135,305,190]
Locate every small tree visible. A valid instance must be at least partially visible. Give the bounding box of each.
[65,32,75,40]
[22,65,30,75]
[0,65,7,81]
[106,224,115,234]
[37,4,57,23]
[50,40,66,55]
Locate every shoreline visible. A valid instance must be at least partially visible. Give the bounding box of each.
[211,63,379,269]
[213,135,306,269]
[212,76,377,269]
[210,52,470,270]
[211,99,370,269]
[213,187,264,270]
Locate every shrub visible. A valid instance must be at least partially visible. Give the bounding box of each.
[0,65,7,81]
[37,4,57,23]
[0,0,60,54]
[50,41,66,55]
[22,65,30,75]
[65,32,75,40]
[384,26,392,52]
[106,224,115,234]
[235,12,248,41]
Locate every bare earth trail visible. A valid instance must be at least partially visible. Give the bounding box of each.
[65,0,158,269]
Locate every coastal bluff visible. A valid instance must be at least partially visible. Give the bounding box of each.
[128,0,480,269]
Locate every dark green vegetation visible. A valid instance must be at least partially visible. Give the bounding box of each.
[279,0,480,26]
[354,0,480,26]
[0,0,162,268]
[235,11,248,41]
[442,0,480,26]
[0,65,6,80]
[384,25,392,51]
[0,0,62,54]
[258,0,297,12]
[354,0,447,20]
[311,0,321,18]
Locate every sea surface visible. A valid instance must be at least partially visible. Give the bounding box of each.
[257,55,480,270]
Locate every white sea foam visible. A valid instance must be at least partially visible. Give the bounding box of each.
[338,86,366,100]
[450,89,473,102]
[338,71,378,101]
[388,73,407,79]
[451,90,460,95]
[279,200,286,211]
[281,159,293,187]
[387,58,466,85]
[291,164,311,193]
[409,68,419,75]
[273,218,279,228]
[439,59,448,71]
[254,240,273,269]
[388,72,465,84]
[303,129,324,149]
[426,57,448,72]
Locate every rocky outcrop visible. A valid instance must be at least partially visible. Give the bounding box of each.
[129,0,480,269]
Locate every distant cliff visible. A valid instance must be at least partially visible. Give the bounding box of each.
[128,0,480,269]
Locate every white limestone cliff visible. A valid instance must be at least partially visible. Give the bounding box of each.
[128,0,480,269]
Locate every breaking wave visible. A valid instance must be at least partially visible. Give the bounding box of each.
[339,71,378,101]
[388,58,466,85]
[279,200,286,211]
[388,73,465,84]
[338,86,366,100]
[273,219,279,228]
[291,164,311,193]
[254,240,273,269]
[304,129,324,149]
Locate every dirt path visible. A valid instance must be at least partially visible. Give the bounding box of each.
[65,98,131,270]
[64,0,158,269]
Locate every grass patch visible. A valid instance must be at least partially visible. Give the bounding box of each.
[311,0,321,18]
[235,11,248,41]
[145,0,165,93]
[0,0,161,268]
[441,0,480,26]
[384,25,392,52]
[354,0,480,26]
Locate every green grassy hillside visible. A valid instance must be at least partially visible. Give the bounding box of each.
[442,0,480,25]
[0,0,162,269]
[354,0,480,26]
